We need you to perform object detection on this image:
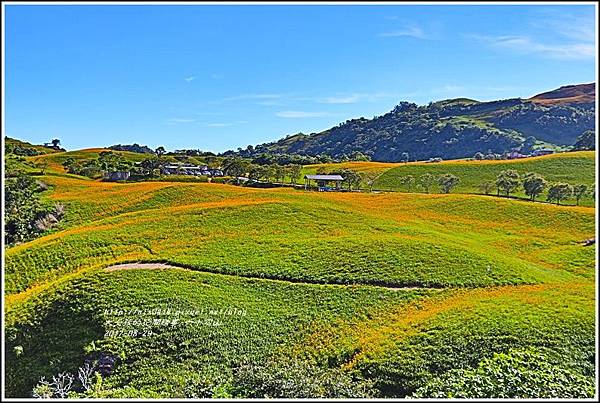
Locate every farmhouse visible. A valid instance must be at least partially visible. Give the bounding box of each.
[104,171,131,181]
[304,174,344,191]
[161,164,223,176]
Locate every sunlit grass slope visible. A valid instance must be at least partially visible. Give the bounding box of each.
[5,178,594,297]
[374,151,595,204]
[4,269,431,397]
[5,270,594,397]
[3,168,595,398]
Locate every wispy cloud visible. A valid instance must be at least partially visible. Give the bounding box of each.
[380,24,428,39]
[221,93,282,102]
[207,122,233,127]
[319,94,362,104]
[468,10,595,60]
[471,34,594,60]
[184,76,196,82]
[276,110,331,118]
[165,118,196,124]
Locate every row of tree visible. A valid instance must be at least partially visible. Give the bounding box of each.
[480,170,591,205]
[397,173,461,194]
[395,170,592,205]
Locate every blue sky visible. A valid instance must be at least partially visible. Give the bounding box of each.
[4,3,596,152]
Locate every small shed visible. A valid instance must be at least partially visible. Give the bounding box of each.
[304,174,344,191]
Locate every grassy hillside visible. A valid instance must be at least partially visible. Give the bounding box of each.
[373,151,595,205]
[3,153,596,398]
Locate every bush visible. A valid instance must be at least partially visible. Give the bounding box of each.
[412,348,595,398]
[232,359,374,398]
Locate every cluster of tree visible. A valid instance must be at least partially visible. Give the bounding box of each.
[5,143,43,156]
[4,173,65,245]
[171,149,217,157]
[573,130,595,151]
[108,144,154,154]
[398,173,460,194]
[478,170,592,205]
[62,151,134,178]
[220,157,303,185]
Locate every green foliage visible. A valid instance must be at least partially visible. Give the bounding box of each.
[232,359,374,398]
[547,183,574,205]
[496,170,520,196]
[438,174,460,194]
[573,130,595,151]
[419,173,435,193]
[375,152,595,205]
[412,349,595,398]
[4,173,64,245]
[573,184,588,205]
[522,172,547,201]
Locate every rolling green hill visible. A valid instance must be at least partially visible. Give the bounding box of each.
[374,151,595,203]
[3,145,597,398]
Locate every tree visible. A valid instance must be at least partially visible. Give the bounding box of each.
[222,157,249,178]
[288,164,302,185]
[401,175,415,192]
[438,174,460,194]
[359,171,379,192]
[546,183,573,205]
[496,170,520,197]
[521,136,537,154]
[420,173,435,193]
[573,184,588,205]
[341,169,361,190]
[522,172,547,202]
[479,181,495,195]
[51,139,61,148]
[155,146,166,157]
[573,130,595,151]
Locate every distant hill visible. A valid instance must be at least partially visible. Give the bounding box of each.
[236,83,595,162]
[529,83,595,105]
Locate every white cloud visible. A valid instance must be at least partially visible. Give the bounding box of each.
[184,76,196,82]
[380,24,428,39]
[166,118,196,124]
[472,34,594,60]
[319,94,362,104]
[207,122,233,127]
[222,93,282,102]
[276,111,331,118]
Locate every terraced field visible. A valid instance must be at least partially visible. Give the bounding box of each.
[3,152,597,398]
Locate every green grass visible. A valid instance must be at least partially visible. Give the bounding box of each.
[3,149,596,398]
[4,181,594,296]
[4,269,430,397]
[374,151,595,206]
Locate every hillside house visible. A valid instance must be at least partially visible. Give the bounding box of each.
[161,164,224,176]
[104,171,131,181]
[304,174,344,191]
[532,149,555,156]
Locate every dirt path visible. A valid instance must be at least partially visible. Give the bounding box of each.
[104,263,187,272]
[102,262,440,291]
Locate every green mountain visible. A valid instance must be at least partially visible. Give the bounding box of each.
[237,84,595,162]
